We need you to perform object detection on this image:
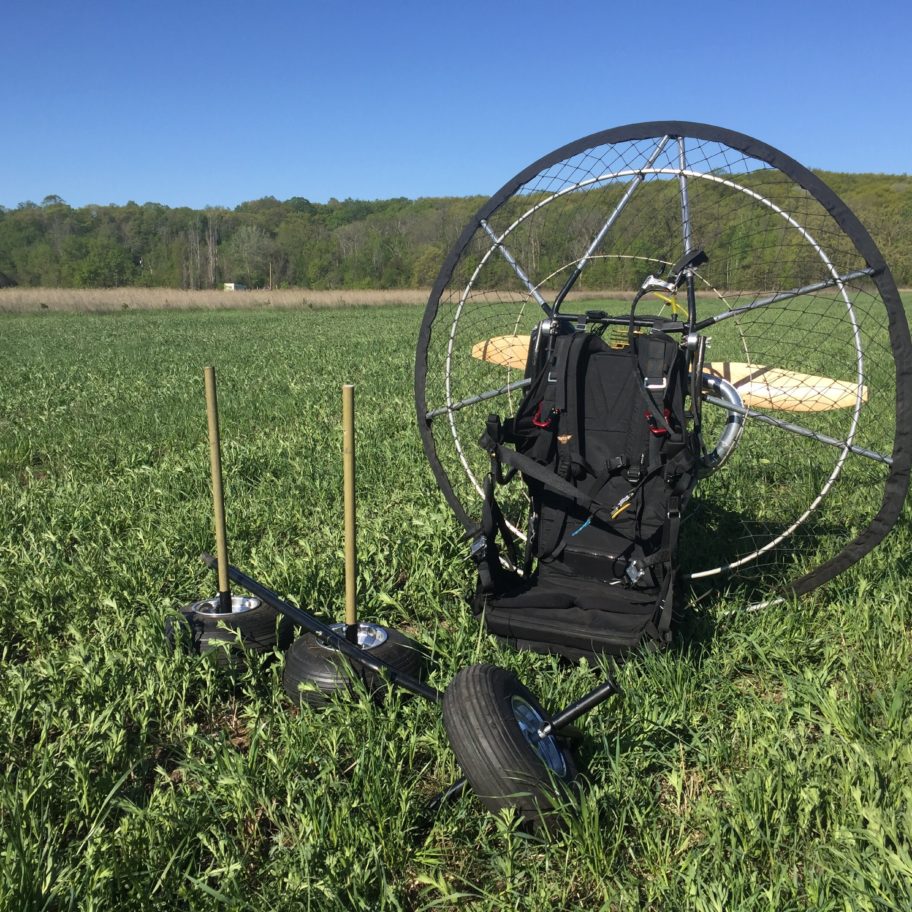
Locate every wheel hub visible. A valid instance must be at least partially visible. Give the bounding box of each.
[192,595,261,615]
[317,621,389,651]
[510,696,567,777]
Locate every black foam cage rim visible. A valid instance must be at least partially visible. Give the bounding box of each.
[415,122,912,599]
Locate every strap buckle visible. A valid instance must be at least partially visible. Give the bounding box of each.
[625,560,645,585]
[644,376,667,391]
[469,536,487,563]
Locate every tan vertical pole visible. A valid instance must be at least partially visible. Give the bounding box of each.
[204,366,232,612]
[342,384,358,638]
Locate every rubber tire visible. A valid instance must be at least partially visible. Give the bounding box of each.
[170,600,293,667]
[442,663,578,832]
[282,626,427,707]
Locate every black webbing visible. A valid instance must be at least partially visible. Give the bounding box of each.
[475,473,520,592]
[635,336,675,436]
[487,441,615,517]
[563,332,603,474]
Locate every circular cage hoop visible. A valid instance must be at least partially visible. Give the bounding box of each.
[415,122,912,599]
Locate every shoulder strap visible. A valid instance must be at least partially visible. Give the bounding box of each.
[634,334,678,436]
[562,331,605,474]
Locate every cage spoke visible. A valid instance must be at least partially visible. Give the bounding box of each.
[703,395,891,465]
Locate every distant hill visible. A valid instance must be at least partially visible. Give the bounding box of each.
[815,171,911,283]
[0,172,908,290]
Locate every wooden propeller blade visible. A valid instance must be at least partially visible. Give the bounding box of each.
[470,335,530,369]
[471,334,869,412]
[702,362,868,412]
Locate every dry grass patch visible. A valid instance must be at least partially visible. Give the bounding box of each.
[0,286,643,314]
[0,286,434,313]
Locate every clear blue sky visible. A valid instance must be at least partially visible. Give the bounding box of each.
[3,0,909,210]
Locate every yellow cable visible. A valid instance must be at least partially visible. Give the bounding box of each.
[652,291,687,317]
[611,502,633,520]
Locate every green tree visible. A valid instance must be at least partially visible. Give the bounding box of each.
[73,237,136,287]
[222,224,276,287]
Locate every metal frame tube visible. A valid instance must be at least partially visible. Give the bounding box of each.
[426,377,532,420]
[677,137,693,255]
[424,777,470,815]
[703,394,891,465]
[537,678,620,739]
[693,268,875,331]
[551,136,671,314]
[480,219,550,314]
[697,374,745,475]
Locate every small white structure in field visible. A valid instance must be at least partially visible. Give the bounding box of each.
[223,282,248,292]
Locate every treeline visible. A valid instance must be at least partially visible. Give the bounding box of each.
[0,195,485,291]
[0,172,909,290]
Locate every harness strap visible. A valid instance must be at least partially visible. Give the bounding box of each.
[644,570,676,646]
[563,332,602,474]
[484,438,617,518]
[635,335,678,436]
[489,477,519,568]
[474,473,520,593]
[552,334,573,413]
[585,456,629,502]
[643,481,688,642]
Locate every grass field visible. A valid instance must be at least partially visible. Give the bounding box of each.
[1,303,910,911]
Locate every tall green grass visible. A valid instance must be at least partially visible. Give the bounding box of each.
[0,305,909,910]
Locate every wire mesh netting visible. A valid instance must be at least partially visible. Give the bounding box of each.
[416,125,909,598]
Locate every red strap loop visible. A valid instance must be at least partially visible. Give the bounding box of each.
[645,408,671,436]
[532,403,557,428]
